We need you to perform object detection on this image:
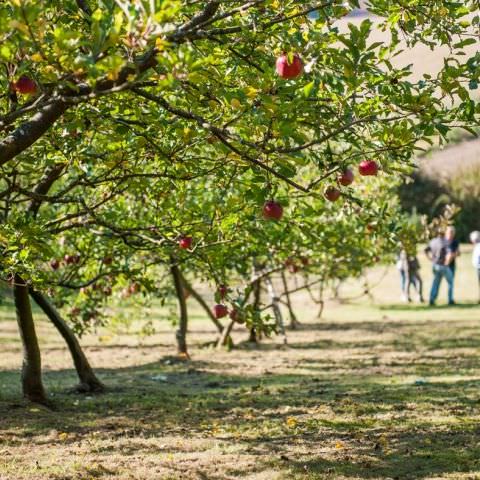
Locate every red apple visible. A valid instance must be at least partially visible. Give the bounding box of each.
[213,304,228,319]
[50,259,60,270]
[102,256,113,265]
[129,282,141,294]
[103,286,112,296]
[178,236,193,249]
[218,284,228,299]
[285,258,299,273]
[276,53,303,79]
[338,168,354,186]
[263,200,283,221]
[288,263,299,274]
[14,76,37,95]
[300,256,309,266]
[358,160,379,176]
[324,186,341,202]
[229,308,245,324]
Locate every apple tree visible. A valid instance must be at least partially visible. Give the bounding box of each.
[1,0,479,403]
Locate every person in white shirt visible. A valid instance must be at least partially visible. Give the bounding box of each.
[470,231,480,303]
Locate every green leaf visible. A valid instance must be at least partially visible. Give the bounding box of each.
[303,81,315,98]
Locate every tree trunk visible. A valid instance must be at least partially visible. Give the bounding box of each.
[317,280,325,319]
[248,278,262,343]
[265,274,287,344]
[171,260,189,357]
[13,276,48,404]
[217,318,235,350]
[281,271,299,329]
[180,273,223,333]
[29,289,105,393]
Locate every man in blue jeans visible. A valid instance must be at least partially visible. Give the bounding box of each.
[445,225,460,279]
[425,229,456,306]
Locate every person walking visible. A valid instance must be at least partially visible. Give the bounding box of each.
[470,231,480,303]
[397,248,424,303]
[425,230,455,306]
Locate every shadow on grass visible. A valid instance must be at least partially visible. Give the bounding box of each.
[1,353,480,479]
[2,311,480,480]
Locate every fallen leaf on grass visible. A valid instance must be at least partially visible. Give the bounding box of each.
[286,417,297,428]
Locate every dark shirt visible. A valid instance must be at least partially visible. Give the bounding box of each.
[425,237,448,265]
[446,239,459,267]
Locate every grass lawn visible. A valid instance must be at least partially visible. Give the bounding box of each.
[1,247,479,479]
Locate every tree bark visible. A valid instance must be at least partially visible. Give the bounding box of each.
[248,278,262,343]
[0,102,68,165]
[180,273,223,333]
[29,289,105,393]
[265,274,287,344]
[281,271,299,329]
[317,280,325,319]
[171,260,189,357]
[217,317,235,350]
[13,276,48,404]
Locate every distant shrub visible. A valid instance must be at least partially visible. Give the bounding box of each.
[398,166,480,241]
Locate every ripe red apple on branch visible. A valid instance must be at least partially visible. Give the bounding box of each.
[178,236,193,250]
[64,254,80,265]
[324,186,341,202]
[213,304,228,319]
[276,53,303,79]
[129,282,141,294]
[13,76,37,95]
[358,160,379,176]
[338,168,354,186]
[263,200,283,220]
[50,259,60,270]
[285,257,299,274]
[218,285,228,299]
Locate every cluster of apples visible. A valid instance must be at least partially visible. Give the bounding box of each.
[10,75,37,95]
[262,159,379,220]
[50,254,115,270]
[121,282,141,298]
[212,284,244,323]
[80,276,115,297]
[145,54,381,253]
[50,254,81,270]
[324,160,379,202]
[275,52,380,204]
